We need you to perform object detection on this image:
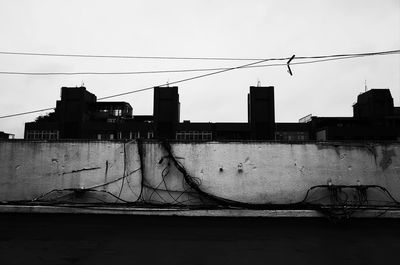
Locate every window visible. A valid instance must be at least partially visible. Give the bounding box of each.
[202,131,212,140]
[175,131,212,141]
[129,132,140,139]
[26,130,59,140]
[147,131,154,139]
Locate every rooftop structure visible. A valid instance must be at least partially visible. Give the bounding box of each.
[0,131,14,139]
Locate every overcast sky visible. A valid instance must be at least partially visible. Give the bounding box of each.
[0,0,399,138]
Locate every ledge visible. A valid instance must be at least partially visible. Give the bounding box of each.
[1,204,400,218]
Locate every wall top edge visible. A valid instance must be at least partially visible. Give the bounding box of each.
[1,139,399,146]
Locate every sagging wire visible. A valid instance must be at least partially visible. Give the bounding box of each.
[21,140,143,205]
[116,141,128,201]
[2,139,400,219]
[145,154,200,205]
[87,167,141,190]
[147,160,171,203]
[159,140,400,218]
[160,140,298,209]
[1,139,205,207]
[28,139,198,206]
[31,188,133,204]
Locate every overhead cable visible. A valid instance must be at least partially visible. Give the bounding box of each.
[0,107,56,119]
[0,49,399,119]
[0,51,283,61]
[0,49,398,61]
[0,50,399,76]
[0,56,278,119]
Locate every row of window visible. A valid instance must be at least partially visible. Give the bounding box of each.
[176,131,213,141]
[99,109,123,116]
[176,131,309,141]
[25,130,154,140]
[25,130,310,141]
[26,130,59,140]
[275,131,308,141]
[96,131,154,140]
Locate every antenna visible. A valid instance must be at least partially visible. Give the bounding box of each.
[364,79,367,92]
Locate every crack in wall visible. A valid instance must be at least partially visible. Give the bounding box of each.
[62,167,101,175]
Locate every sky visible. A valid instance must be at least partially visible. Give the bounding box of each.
[0,0,399,138]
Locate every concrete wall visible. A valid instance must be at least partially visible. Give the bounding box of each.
[144,142,400,204]
[0,141,142,202]
[1,140,399,205]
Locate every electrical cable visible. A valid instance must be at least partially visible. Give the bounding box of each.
[5,182,400,218]
[135,139,145,202]
[159,140,400,218]
[0,55,279,119]
[0,107,56,119]
[1,50,399,76]
[116,141,127,201]
[1,50,399,119]
[0,50,269,61]
[0,49,398,61]
[87,167,140,189]
[0,56,361,75]
[6,138,400,215]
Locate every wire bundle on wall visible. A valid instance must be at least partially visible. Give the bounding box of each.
[2,140,400,219]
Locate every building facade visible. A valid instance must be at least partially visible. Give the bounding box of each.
[25,86,400,141]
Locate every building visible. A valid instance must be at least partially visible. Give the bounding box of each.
[153,86,180,139]
[25,86,400,141]
[25,85,276,141]
[310,89,400,141]
[25,86,155,140]
[248,86,275,139]
[0,131,14,139]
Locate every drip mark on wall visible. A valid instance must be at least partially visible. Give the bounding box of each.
[380,149,396,171]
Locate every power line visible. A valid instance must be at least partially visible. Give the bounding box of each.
[0,56,368,76]
[0,50,399,76]
[98,56,279,100]
[0,51,275,61]
[98,53,389,100]
[0,56,282,119]
[0,107,55,119]
[0,49,399,119]
[0,49,399,61]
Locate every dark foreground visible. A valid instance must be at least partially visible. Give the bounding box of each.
[0,213,399,265]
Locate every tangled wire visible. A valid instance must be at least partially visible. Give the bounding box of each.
[3,139,400,219]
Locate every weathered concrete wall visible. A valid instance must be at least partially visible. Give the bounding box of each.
[0,141,142,202]
[146,142,400,204]
[1,140,399,205]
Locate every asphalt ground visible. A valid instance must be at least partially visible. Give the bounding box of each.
[0,213,400,265]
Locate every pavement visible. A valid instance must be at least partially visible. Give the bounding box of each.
[1,210,400,265]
